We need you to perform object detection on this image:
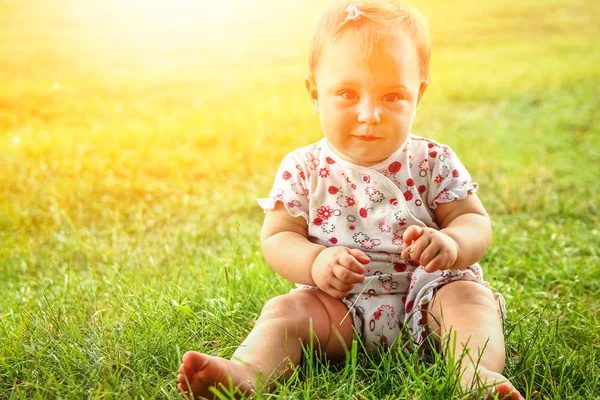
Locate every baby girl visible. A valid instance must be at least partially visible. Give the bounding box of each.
[178,1,522,398]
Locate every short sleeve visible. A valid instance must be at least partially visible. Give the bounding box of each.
[257,153,310,221]
[426,144,478,209]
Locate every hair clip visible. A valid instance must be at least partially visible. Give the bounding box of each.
[345,3,365,21]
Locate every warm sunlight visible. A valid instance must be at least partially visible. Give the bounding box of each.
[62,0,317,62]
[13,0,322,76]
[2,0,599,396]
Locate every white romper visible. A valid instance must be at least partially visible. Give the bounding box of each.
[258,135,505,350]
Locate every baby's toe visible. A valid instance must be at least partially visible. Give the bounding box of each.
[491,379,523,400]
[182,351,208,371]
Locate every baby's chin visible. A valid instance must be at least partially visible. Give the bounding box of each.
[347,153,391,167]
[351,142,408,166]
[349,147,401,166]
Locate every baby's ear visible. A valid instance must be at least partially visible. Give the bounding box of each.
[416,81,428,107]
[304,74,319,111]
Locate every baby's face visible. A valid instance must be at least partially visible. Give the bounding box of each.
[310,31,425,166]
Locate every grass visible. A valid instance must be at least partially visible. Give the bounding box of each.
[1,0,599,398]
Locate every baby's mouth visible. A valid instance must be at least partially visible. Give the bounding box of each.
[353,135,380,142]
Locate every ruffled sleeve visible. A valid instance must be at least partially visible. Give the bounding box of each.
[257,152,310,222]
[426,144,478,209]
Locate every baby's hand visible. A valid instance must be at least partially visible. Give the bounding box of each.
[311,247,370,299]
[401,226,459,273]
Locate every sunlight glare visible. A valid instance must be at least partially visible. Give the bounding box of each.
[60,0,315,71]
[70,0,303,47]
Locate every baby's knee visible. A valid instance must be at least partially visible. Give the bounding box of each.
[258,292,316,324]
[435,280,495,309]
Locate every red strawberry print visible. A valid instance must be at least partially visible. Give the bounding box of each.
[429,151,437,158]
[404,191,413,201]
[330,237,338,244]
[389,198,399,206]
[326,156,335,164]
[362,175,370,183]
[313,217,323,226]
[282,171,291,180]
[452,169,460,178]
[388,161,402,173]
[428,143,434,148]
[394,262,407,272]
[349,225,355,230]
[328,186,338,195]
[418,185,426,194]
[359,208,368,218]
[406,178,414,186]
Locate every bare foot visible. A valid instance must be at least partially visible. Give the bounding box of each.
[177,351,256,399]
[462,366,524,399]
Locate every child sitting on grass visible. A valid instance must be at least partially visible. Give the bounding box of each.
[178,1,523,398]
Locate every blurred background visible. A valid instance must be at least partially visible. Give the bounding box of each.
[1,1,599,397]
[2,0,598,260]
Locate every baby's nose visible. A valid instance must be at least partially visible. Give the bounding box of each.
[357,100,381,124]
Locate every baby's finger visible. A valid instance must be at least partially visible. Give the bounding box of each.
[424,253,448,273]
[333,264,364,284]
[319,277,351,297]
[403,234,431,263]
[346,248,371,264]
[326,279,354,296]
[400,246,412,260]
[338,252,366,274]
[402,225,424,246]
[419,244,441,267]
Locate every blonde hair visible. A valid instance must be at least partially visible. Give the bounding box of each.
[309,0,431,83]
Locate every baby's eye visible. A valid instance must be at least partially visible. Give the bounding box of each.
[340,90,358,100]
[383,93,402,102]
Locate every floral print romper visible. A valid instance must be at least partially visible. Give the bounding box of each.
[258,135,505,350]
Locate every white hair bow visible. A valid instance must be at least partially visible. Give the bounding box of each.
[345,3,365,21]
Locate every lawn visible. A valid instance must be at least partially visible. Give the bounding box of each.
[1,0,599,398]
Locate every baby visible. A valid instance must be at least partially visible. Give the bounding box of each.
[178,1,523,399]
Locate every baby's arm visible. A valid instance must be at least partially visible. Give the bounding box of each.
[261,202,368,298]
[401,193,491,272]
[261,202,324,285]
[436,193,491,269]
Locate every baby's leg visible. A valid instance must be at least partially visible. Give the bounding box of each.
[177,289,353,399]
[425,280,523,399]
